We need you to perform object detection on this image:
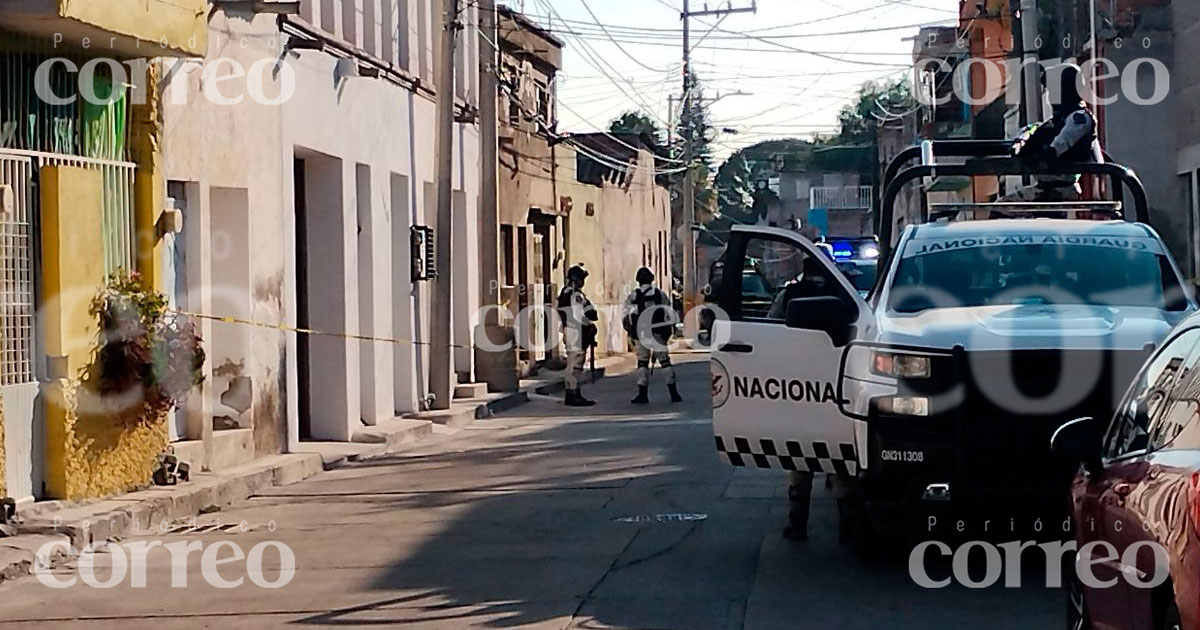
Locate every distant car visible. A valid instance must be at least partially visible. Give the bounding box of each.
[825,236,881,262]
[739,268,775,318]
[1052,313,1200,630]
[836,259,878,298]
[705,257,775,316]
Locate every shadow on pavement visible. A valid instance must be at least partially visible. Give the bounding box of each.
[288,358,1063,630]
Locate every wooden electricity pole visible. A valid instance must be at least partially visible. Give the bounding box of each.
[679,0,755,318]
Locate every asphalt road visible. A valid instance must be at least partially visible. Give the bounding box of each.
[0,355,1062,629]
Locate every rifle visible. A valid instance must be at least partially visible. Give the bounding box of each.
[582,323,598,383]
[589,342,597,383]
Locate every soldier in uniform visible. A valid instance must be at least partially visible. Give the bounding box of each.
[623,267,682,405]
[557,264,599,407]
[1010,63,1104,201]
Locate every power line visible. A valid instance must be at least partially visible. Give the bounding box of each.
[551,33,924,59]
[574,0,670,73]
[747,0,955,32]
[557,100,687,168]
[524,17,958,42]
[530,0,676,130]
[499,75,687,174]
[484,19,686,173]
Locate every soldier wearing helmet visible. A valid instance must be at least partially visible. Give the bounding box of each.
[1011,62,1104,201]
[623,267,682,405]
[557,263,599,407]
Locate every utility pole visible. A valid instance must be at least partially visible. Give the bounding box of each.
[479,0,500,327]
[1018,0,1042,124]
[431,0,459,411]
[679,0,755,321]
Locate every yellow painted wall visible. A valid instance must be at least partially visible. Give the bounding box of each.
[58,0,208,56]
[44,382,167,500]
[40,166,167,500]
[41,166,104,376]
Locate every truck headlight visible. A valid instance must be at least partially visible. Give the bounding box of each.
[876,396,931,417]
[872,351,932,379]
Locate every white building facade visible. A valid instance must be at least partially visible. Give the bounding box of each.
[162,0,481,467]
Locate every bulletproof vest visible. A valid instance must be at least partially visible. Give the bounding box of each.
[557,286,582,329]
[630,287,671,341]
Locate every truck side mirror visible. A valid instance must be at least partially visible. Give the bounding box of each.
[786,296,855,347]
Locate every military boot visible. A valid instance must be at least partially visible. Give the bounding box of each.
[565,389,596,407]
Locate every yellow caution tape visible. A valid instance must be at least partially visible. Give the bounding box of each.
[171,309,475,350]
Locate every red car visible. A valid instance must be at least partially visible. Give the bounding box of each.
[1052,319,1200,630]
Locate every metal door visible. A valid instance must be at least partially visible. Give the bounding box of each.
[0,152,41,501]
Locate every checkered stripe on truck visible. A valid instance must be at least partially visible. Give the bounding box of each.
[715,436,858,476]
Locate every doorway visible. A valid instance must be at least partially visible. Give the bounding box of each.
[293,158,311,439]
[292,151,351,440]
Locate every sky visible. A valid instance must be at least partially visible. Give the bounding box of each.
[516,0,960,161]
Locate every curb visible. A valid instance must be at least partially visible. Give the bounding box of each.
[0,353,639,584]
[8,453,326,552]
[0,383,546,584]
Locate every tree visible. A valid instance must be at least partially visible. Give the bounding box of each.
[608,111,665,150]
[716,154,756,225]
[834,77,912,145]
[713,138,819,227]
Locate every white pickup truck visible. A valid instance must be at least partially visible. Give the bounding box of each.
[708,141,1195,556]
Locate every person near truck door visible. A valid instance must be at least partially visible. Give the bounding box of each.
[767,255,835,320]
[557,264,599,407]
[783,472,856,542]
[763,254,856,541]
[623,267,682,405]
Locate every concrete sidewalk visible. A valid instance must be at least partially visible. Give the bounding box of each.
[0,354,634,584]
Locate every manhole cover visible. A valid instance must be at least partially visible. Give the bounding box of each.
[613,513,708,524]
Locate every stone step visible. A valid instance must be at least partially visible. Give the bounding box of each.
[410,405,476,429]
[453,382,489,399]
[351,418,435,448]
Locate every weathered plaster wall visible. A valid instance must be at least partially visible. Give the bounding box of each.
[58,0,208,56]
[162,9,289,461]
[560,148,672,355]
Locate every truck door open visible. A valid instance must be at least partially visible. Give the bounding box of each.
[711,226,870,474]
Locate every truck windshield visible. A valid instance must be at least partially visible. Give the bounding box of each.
[888,242,1187,313]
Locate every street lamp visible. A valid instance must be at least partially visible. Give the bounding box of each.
[706,90,753,107]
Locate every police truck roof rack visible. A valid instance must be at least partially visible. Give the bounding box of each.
[927,201,1124,222]
[878,139,1149,257]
